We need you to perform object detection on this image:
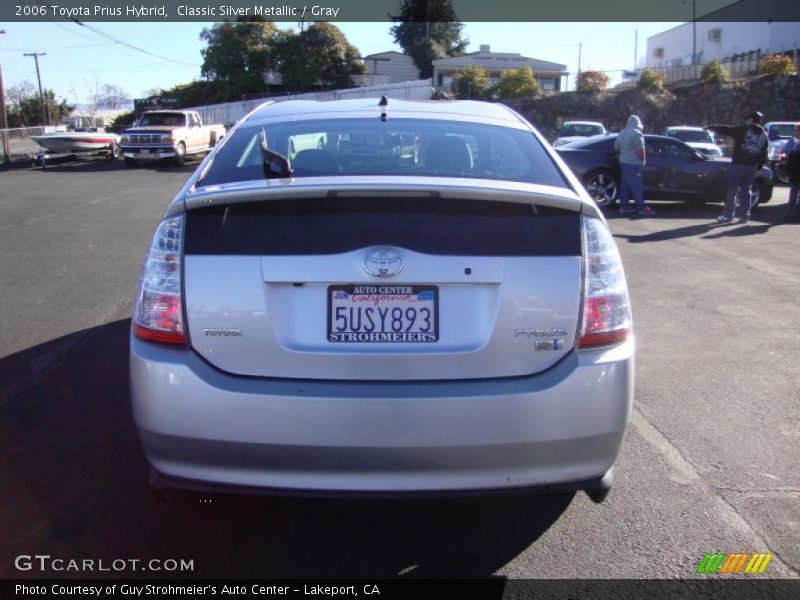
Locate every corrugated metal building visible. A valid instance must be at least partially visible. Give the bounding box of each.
[361,51,421,85]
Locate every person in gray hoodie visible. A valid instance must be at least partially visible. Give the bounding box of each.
[614,115,655,215]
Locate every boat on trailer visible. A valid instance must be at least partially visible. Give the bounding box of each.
[30,129,121,167]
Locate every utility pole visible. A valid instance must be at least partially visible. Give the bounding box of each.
[577,42,582,89]
[634,29,638,71]
[24,52,48,126]
[0,29,10,164]
[692,0,697,67]
[683,0,697,66]
[426,0,430,40]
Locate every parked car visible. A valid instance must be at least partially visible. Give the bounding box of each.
[764,121,797,182]
[120,110,225,167]
[130,98,634,503]
[662,126,724,157]
[553,121,607,148]
[556,133,773,208]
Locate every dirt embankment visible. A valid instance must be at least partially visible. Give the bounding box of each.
[505,75,800,140]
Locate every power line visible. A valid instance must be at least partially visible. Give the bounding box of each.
[18,1,200,69]
[0,42,117,52]
[72,21,199,68]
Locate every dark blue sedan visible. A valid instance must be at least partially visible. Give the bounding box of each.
[556,134,773,209]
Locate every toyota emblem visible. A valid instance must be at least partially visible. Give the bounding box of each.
[363,248,404,278]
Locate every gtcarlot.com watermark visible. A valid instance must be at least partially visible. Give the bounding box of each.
[14,554,194,573]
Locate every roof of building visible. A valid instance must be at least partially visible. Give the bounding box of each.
[363,51,410,59]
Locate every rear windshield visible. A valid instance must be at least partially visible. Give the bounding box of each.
[768,124,794,139]
[559,123,604,137]
[185,198,580,257]
[197,118,568,189]
[137,113,186,127]
[667,129,713,143]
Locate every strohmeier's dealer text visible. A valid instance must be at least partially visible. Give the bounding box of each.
[16,584,377,596]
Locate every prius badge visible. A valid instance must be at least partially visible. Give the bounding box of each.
[364,247,404,278]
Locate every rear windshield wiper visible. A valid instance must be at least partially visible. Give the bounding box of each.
[259,130,292,179]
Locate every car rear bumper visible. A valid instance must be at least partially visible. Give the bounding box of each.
[130,335,634,494]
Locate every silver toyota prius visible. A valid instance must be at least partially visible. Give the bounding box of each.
[130,98,634,502]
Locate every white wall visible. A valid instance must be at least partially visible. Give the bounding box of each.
[189,79,433,128]
[364,53,420,84]
[646,21,800,68]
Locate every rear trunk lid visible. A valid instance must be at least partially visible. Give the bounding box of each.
[182,178,583,381]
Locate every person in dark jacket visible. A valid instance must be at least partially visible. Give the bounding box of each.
[779,123,800,223]
[707,111,768,224]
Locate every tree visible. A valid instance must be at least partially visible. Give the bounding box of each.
[278,23,365,92]
[700,59,729,83]
[390,0,468,79]
[451,65,490,100]
[577,70,610,92]
[5,81,36,126]
[111,110,137,130]
[200,17,282,101]
[492,66,540,99]
[757,53,796,76]
[637,69,666,91]
[6,83,72,127]
[406,37,448,80]
[97,84,131,109]
[155,80,219,108]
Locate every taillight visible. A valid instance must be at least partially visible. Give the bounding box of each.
[578,216,632,348]
[132,215,186,346]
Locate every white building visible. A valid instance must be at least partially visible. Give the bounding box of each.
[432,45,567,92]
[360,51,420,85]
[645,1,799,71]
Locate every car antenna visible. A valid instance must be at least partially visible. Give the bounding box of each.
[259,130,292,179]
[379,95,389,122]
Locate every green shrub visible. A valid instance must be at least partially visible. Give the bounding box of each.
[757,53,797,76]
[638,69,666,91]
[577,70,610,92]
[701,59,729,83]
[451,65,491,100]
[492,66,541,99]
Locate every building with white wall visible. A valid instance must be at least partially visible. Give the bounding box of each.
[645,0,799,70]
[360,51,420,85]
[432,45,567,92]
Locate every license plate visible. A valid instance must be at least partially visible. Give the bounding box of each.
[328,285,438,343]
[140,149,150,154]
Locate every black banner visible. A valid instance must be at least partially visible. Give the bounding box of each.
[3,0,800,22]
[3,579,800,600]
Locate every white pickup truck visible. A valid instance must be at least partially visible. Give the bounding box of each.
[120,110,225,167]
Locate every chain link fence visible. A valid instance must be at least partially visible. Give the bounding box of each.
[190,79,434,129]
[0,126,61,164]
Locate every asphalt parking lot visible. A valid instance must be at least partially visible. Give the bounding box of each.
[0,159,798,581]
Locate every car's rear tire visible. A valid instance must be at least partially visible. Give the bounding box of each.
[584,169,619,208]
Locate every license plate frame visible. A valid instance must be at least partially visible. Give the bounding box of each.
[327,284,439,343]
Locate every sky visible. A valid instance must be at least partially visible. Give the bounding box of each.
[0,21,683,106]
